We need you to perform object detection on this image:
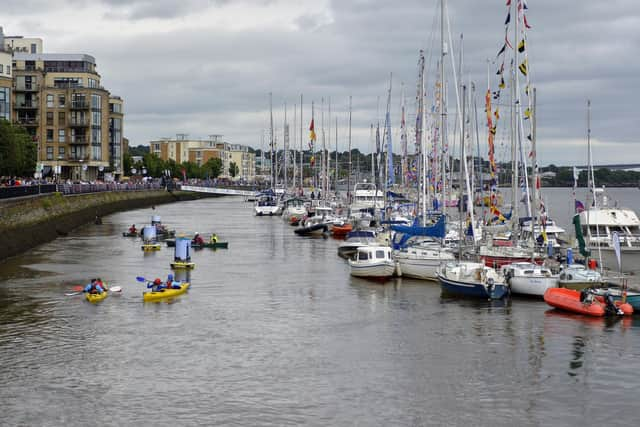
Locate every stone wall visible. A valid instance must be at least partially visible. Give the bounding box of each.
[0,190,214,262]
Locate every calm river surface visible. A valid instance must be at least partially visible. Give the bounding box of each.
[1,188,640,426]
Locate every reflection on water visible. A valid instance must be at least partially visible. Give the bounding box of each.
[0,190,639,426]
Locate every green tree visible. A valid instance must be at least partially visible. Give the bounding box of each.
[202,158,222,179]
[123,152,133,176]
[0,120,37,177]
[229,161,239,178]
[142,153,164,177]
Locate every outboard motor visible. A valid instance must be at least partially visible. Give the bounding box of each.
[603,292,623,316]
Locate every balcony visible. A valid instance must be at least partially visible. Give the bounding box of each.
[15,118,39,127]
[69,135,89,144]
[14,83,40,92]
[67,155,90,162]
[69,118,89,127]
[14,101,39,110]
[70,101,89,110]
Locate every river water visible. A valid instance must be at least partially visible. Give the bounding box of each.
[1,188,640,426]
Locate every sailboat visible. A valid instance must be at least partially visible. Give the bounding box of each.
[393,50,456,281]
[576,102,640,274]
[255,93,282,216]
[428,3,506,299]
[478,0,546,268]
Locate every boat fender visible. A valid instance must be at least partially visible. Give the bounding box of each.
[487,278,494,293]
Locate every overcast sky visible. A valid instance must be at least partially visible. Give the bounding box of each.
[2,0,639,165]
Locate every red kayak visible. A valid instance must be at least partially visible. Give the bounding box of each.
[331,223,353,237]
[544,288,633,317]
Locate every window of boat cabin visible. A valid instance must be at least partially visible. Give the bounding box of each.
[358,251,368,261]
[376,250,385,259]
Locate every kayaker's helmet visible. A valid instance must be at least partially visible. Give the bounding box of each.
[167,274,173,282]
[154,278,162,285]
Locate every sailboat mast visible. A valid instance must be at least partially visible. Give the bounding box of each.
[531,87,538,261]
[510,0,519,235]
[293,103,297,192]
[347,96,352,202]
[440,0,447,218]
[327,97,331,197]
[335,117,338,195]
[415,50,424,224]
[459,84,466,259]
[269,92,274,189]
[299,95,303,192]
[421,60,427,225]
[284,102,288,192]
[586,99,603,270]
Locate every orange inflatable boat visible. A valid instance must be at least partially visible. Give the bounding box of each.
[331,223,353,237]
[544,288,633,316]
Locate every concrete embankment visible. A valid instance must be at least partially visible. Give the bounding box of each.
[0,190,214,262]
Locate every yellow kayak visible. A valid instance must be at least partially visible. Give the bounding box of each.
[142,243,161,251]
[143,282,190,302]
[85,291,108,303]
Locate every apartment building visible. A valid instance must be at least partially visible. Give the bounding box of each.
[0,28,12,121]
[4,29,124,181]
[151,135,256,181]
[228,144,255,181]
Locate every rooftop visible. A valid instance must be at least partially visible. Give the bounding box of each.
[13,52,96,64]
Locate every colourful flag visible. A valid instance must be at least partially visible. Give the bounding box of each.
[309,118,316,148]
[519,59,528,76]
[518,39,525,53]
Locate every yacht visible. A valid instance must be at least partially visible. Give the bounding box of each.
[254,192,282,216]
[350,182,384,213]
[395,244,456,281]
[579,192,640,274]
[348,245,396,279]
[501,262,558,297]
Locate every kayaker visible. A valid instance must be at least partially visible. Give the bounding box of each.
[192,233,204,245]
[148,278,163,292]
[129,224,137,234]
[166,274,180,289]
[210,233,218,244]
[84,278,105,294]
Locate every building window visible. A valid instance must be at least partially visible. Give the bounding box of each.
[46,146,53,160]
[91,94,101,110]
[91,127,101,144]
[58,95,65,107]
[31,43,36,54]
[58,112,65,124]
[6,65,9,76]
[0,65,3,74]
[58,146,65,158]
[47,129,54,142]
[59,129,65,143]
[46,94,54,108]
[0,87,9,121]
[92,145,101,161]
[46,112,54,126]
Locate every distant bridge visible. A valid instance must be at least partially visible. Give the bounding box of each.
[179,185,257,196]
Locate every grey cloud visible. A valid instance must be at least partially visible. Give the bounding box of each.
[6,0,638,164]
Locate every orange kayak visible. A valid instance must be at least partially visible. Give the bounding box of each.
[544,288,633,316]
[331,223,353,237]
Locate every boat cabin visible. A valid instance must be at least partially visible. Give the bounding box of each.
[355,246,393,262]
